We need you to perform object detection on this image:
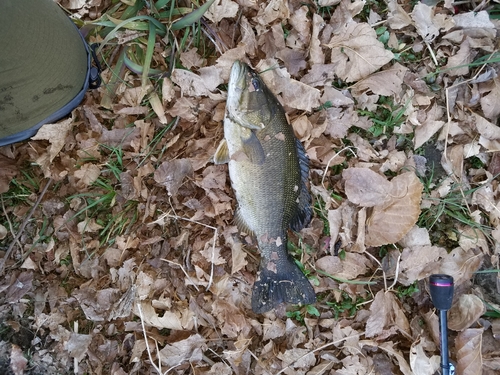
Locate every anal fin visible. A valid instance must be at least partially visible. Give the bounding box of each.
[214,139,230,164]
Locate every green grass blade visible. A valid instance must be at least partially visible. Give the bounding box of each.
[170,0,216,31]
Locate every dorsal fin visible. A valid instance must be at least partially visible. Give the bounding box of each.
[290,138,312,232]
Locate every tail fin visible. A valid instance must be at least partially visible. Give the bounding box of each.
[251,258,316,314]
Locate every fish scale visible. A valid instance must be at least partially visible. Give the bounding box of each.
[215,61,316,313]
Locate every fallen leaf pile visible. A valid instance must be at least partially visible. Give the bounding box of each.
[1,0,500,374]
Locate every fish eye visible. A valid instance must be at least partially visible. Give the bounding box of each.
[251,78,261,91]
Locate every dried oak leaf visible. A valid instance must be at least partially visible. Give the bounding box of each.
[449,294,486,331]
[315,253,369,280]
[154,159,193,197]
[455,328,483,375]
[351,63,407,97]
[205,0,239,23]
[365,290,411,339]
[367,172,423,246]
[326,21,394,82]
[31,117,74,176]
[74,163,101,187]
[159,334,207,367]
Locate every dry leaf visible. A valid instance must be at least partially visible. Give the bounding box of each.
[366,172,423,246]
[399,246,447,285]
[32,117,74,175]
[315,253,369,280]
[414,103,445,149]
[351,63,407,97]
[409,338,440,375]
[411,3,441,43]
[9,344,28,375]
[154,159,193,196]
[65,333,93,361]
[74,163,101,186]
[135,301,194,331]
[326,21,394,82]
[365,290,410,338]
[453,10,495,29]
[387,0,412,29]
[343,167,391,207]
[455,328,483,375]
[0,154,18,194]
[256,0,290,26]
[159,334,207,367]
[449,294,486,331]
[480,77,500,121]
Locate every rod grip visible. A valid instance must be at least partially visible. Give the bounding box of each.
[429,274,454,311]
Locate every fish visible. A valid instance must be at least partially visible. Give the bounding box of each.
[214,61,316,313]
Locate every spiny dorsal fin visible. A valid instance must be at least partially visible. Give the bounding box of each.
[214,139,230,164]
[290,137,312,232]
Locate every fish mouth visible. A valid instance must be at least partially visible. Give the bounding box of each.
[228,60,250,94]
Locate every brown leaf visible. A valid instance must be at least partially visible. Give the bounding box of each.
[159,334,207,367]
[366,172,423,246]
[205,0,239,23]
[326,21,394,82]
[154,159,193,196]
[65,333,93,361]
[0,154,18,194]
[343,167,391,207]
[449,294,486,331]
[409,338,440,375]
[399,246,447,285]
[480,78,500,122]
[9,344,28,375]
[387,0,412,29]
[455,328,483,375]
[351,63,407,97]
[411,3,440,43]
[414,103,445,149]
[315,253,369,280]
[444,39,475,77]
[74,163,101,186]
[32,117,74,176]
[365,290,410,338]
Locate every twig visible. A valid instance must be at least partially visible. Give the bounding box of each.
[321,146,357,190]
[161,258,200,291]
[1,195,23,252]
[137,302,182,375]
[153,210,218,291]
[0,178,53,276]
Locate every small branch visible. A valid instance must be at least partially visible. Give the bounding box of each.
[0,178,53,276]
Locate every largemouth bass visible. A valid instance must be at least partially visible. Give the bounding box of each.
[214,61,316,313]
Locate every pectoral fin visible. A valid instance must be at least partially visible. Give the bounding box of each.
[214,139,230,164]
[241,131,265,165]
